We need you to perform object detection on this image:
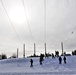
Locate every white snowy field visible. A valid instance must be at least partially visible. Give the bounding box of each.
[0,56,76,75]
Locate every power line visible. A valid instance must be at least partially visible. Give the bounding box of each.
[22,0,34,43]
[62,25,76,52]
[64,25,76,43]
[0,0,23,43]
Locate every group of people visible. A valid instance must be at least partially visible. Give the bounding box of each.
[59,56,66,64]
[30,54,44,67]
[30,56,67,67]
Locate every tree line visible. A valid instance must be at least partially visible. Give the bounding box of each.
[0,53,17,60]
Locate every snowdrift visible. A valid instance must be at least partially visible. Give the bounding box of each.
[0,56,76,75]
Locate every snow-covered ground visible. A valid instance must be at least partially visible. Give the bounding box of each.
[0,56,76,75]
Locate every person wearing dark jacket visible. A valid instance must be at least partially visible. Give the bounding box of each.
[30,59,33,67]
[59,56,62,64]
[39,54,44,65]
[63,56,66,64]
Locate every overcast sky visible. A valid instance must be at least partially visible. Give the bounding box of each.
[0,0,76,57]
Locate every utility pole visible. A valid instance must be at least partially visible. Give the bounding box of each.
[34,43,36,56]
[44,0,46,58]
[17,48,18,58]
[23,44,25,58]
[61,42,63,56]
[44,43,46,58]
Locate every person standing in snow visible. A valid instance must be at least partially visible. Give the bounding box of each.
[39,54,44,65]
[63,56,66,64]
[59,56,62,64]
[30,59,33,67]
[52,53,55,59]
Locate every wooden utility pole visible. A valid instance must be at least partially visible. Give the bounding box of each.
[23,44,25,58]
[17,48,18,58]
[61,42,63,56]
[34,43,36,56]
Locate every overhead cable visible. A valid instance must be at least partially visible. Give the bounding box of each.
[0,0,23,43]
[22,0,34,43]
[64,25,76,42]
